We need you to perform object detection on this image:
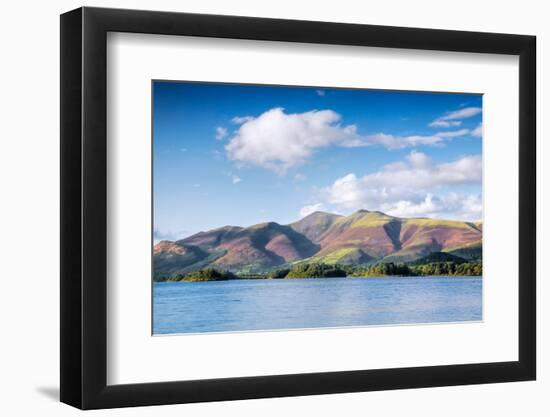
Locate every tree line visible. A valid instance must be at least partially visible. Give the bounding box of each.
[155,261,482,282]
[155,268,236,282]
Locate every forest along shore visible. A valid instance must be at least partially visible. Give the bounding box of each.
[154,256,482,282]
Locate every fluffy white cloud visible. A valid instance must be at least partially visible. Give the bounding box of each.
[299,203,326,218]
[225,108,479,173]
[225,108,363,174]
[429,107,482,128]
[386,194,440,217]
[215,126,228,140]
[381,193,482,220]
[231,175,242,184]
[320,151,482,220]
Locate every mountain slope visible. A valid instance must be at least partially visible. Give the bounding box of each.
[314,210,402,260]
[211,222,319,273]
[178,225,244,250]
[384,218,482,262]
[290,211,343,242]
[153,241,212,277]
[410,251,468,265]
[443,240,482,260]
[153,210,482,276]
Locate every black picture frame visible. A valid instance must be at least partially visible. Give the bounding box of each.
[60,6,536,410]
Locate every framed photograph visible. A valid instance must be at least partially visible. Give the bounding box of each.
[60,7,536,409]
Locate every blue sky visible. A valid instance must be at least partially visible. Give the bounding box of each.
[153,81,482,242]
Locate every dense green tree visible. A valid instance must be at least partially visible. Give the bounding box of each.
[285,263,347,278]
[168,268,236,282]
[349,262,414,277]
[409,261,482,276]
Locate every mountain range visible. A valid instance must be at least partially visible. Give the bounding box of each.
[153,210,482,277]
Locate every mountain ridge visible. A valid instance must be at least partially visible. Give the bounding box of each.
[154,210,482,277]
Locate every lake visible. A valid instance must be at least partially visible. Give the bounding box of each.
[153,276,482,335]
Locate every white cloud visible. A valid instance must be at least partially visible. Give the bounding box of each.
[406,150,433,169]
[429,107,482,128]
[387,194,440,217]
[232,116,254,124]
[316,90,325,96]
[232,175,242,184]
[215,126,228,140]
[366,128,470,150]
[436,128,471,138]
[225,107,363,174]
[471,123,483,138]
[299,203,326,218]
[320,151,482,220]
[367,133,441,149]
[429,120,462,128]
[225,108,478,173]
[294,173,307,182]
[382,193,482,220]
[444,107,483,120]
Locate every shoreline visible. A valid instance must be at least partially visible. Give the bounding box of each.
[155,275,483,283]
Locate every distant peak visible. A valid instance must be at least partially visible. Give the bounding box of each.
[249,221,280,229]
[350,209,393,217]
[307,210,331,217]
[215,225,242,231]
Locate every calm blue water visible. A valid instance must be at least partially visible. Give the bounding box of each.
[153,277,482,335]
